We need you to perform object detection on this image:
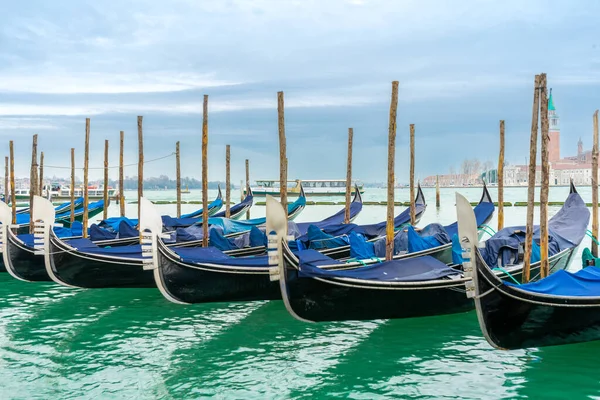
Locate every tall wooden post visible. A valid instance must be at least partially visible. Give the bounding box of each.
[137,116,144,224]
[344,128,353,223]
[70,148,75,223]
[523,75,541,283]
[245,159,250,219]
[202,95,209,247]
[29,134,38,233]
[277,91,288,219]
[103,140,109,220]
[9,141,15,224]
[409,124,416,225]
[593,110,599,257]
[225,145,231,218]
[82,118,90,236]
[498,120,505,230]
[176,141,181,218]
[386,81,399,261]
[539,74,550,278]
[4,156,8,204]
[435,175,440,208]
[39,151,44,196]
[119,130,125,217]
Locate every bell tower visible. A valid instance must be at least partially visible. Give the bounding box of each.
[548,89,560,163]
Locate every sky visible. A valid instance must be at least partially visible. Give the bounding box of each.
[1,0,600,184]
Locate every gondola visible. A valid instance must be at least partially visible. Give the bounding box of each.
[140,189,362,304]
[211,187,254,220]
[0,197,140,283]
[274,183,588,323]
[178,185,224,219]
[161,185,307,234]
[458,187,597,350]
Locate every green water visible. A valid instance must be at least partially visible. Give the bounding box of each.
[2,278,600,399]
[2,186,599,398]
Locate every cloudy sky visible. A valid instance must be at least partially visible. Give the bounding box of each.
[1,0,599,184]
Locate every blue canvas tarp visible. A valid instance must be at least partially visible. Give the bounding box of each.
[67,238,144,259]
[480,191,589,268]
[295,200,363,236]
[506,266,600,296]
[297,250,460,282]
[172,246,270,267]
[180,197,224,219]
[212,192,253,218]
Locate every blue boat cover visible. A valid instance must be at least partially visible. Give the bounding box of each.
[99,217,138,231]
[444,201,495,238]
[212,193,253,218]
[54,197,84,214]
[297,250,460,282]
[249,226,267,247]
[180,197,223,219]
[66,238,144,259]
[172,246,270,267]
[295,200,363,236]
[55,199,105,221]
[349,232,376,259]
[306,225,349,250]
[480,191,589,268]
[208,227,250,251]
[163,195,306,232]
[451,234,463,265]
[505,266,600,296]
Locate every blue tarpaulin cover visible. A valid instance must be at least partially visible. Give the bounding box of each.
[444,201,495,238]
[180,197,223,219]
[480,191,589,268]
[295,199,362,236]
[172,246,270,267]
[212,192,253,218]
[506,266,600,296]
[67,238,144,259]
[297,250,460,282]
[306,225,350,250]
[349,232,375,259]
[163,195,306,231]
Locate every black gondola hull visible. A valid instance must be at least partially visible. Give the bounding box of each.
[280,245,573,323]
[47,234,154,288]
[472,248,600,350]
[6,234,50,282]
[155,245,280,303]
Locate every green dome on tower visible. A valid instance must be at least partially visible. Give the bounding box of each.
[548,88,556,111]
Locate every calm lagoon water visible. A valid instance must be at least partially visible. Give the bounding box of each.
[1,186,598,399]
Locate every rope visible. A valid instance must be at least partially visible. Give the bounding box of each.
[43,152,176,170]
[586,230,600,246]
[480,224,497,235]
[492,267,521,285]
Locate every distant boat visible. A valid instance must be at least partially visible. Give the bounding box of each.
[181,185,191,194]
[12,182,119,203]
[246,179,364,197]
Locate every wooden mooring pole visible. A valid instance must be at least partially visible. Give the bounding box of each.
[29,134,38,233]
[39,151,44,197]
[137,116,144,224]
[277,91,288,219]
[245,159,250,219]
[103,140,109,220]
[225,145,231,218]
[344,127,353,224]
[9,141,15,224]
[176,141,181,218]
[498,120,505,230]
[70,148,75,223]
[4,156,8,204]
[83,118,90,237]
[523,75,541,283]
[539,74,550,278]
[409,124,416,225]
[202,95,209,247]
[386,81,399,261]
[593,110,599,257]
[119,131,125,217]
[435,175,440,208]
